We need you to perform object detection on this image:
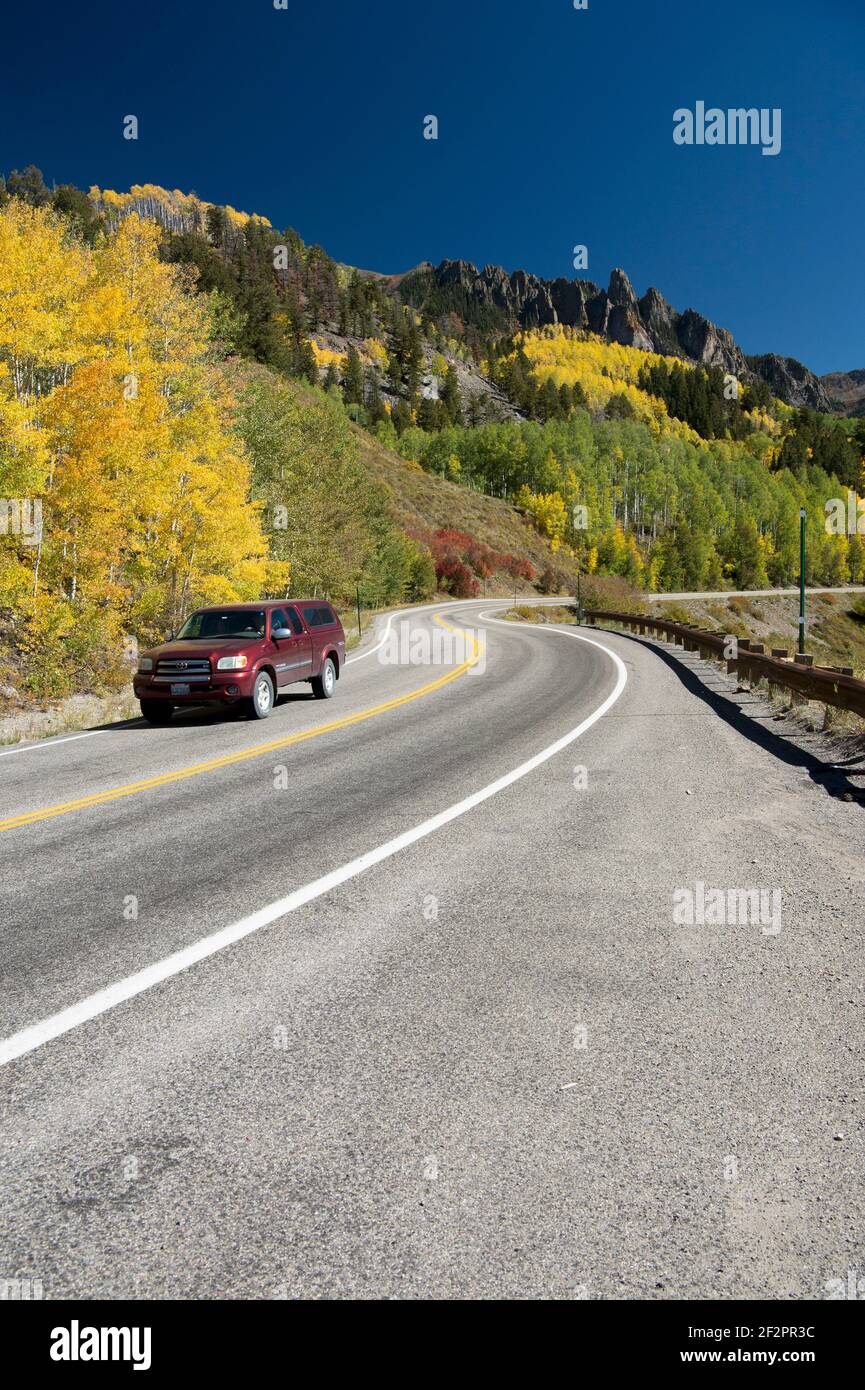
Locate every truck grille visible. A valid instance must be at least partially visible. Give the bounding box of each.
[154,658,211,683]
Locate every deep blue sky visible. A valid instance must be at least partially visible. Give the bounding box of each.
[2,0,862,373]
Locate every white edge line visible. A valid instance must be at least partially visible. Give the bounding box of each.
[345,611,396,663]
[0,620,626,1068]
[0,729,104,759]
[344,598,467,664]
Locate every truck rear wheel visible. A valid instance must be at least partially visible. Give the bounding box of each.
[311,657,336,700]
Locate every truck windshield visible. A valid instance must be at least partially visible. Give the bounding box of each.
[176,610,266,640]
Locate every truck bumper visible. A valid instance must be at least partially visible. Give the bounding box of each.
[133,672,256,704]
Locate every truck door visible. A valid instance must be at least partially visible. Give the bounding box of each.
[270,607,312,686]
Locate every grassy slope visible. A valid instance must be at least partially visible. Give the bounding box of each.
[351,423,576,590]
[648,593,865,676]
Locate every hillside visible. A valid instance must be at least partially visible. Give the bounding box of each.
[349,419,576,586]
[231,362,575,594]
[232,358,575,592]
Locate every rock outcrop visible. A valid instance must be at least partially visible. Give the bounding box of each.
[397,260,834,410]
[820,368,865,416]
[745,354,832,411]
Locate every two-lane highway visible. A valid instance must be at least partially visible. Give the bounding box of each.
[0,602,862,1298]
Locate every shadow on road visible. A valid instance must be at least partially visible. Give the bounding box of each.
[96,690,317,734]
[601,627,865,805]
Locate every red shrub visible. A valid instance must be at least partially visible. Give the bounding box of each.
[428,527,534,594]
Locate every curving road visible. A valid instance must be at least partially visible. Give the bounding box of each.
[0,601,862,1300]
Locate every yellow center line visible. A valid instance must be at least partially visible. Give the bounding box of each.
[0,614,483,834]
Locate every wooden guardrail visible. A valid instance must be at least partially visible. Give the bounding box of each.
[584,609,865,718]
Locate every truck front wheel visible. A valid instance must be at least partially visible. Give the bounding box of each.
[139,700,174,725]
[247,671,275,719]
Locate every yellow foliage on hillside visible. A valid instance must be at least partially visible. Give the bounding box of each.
[311,340,344,371]
[88,184,272,230]
[743,406,781,436]
[515,485,569,551]
[506,326,706,446]
[0,203,271,692]
[311,336,390,376]
[362,337,389,370]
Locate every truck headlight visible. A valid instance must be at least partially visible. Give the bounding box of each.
[138,657,153,672]
[217,655,249,670]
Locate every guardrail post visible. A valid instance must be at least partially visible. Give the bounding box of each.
[767,650,790,702]
[734,639,751,688]
[787,651,812,706]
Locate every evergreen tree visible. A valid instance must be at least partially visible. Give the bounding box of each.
[404,317,424,400]
[206,204,228,246]
[5,164,51,206]
[51,184,102,243]
[440,364,462,424]
[294,336,319,385]
[365,368,386,424]
[538,377,560,421]
[342,345,365,406]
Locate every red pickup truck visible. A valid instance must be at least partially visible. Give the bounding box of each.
[133,601,346,723]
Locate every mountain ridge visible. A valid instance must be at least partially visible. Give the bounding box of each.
[392,258,835,411]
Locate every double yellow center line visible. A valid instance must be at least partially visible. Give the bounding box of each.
[0,615,481,834]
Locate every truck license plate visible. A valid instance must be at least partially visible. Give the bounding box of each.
[170,683,191,696]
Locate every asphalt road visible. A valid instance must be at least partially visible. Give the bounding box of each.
[0,600,862,1300]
